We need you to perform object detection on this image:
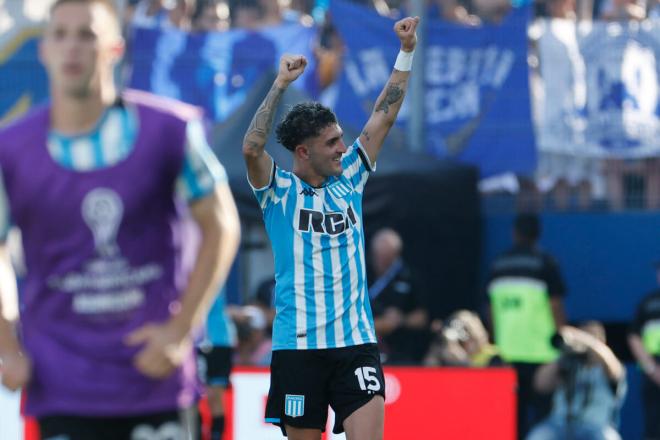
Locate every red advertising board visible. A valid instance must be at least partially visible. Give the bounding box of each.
[21,367,516,440]
[224,366,517,440]
[379,367,516,439]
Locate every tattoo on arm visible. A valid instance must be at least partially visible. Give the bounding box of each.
[244,84,285,152]
[361,129,371,141]
[375,81,404,114]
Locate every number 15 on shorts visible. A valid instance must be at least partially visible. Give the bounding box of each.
[354,367,381,392]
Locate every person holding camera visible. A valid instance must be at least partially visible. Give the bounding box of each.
[628,267,660,440]
[527,322,626,440]
[424,309,503,367]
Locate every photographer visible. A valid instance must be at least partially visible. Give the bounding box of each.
[527,322,626,440]
[424,310,503,367]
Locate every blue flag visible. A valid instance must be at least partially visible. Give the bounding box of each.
[330,0,536,177]
[128,23,319,122]
[0,28,48,126]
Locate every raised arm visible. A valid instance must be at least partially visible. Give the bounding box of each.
[359,16,419,165]
[126,185,241,379]
[243,54,307,188]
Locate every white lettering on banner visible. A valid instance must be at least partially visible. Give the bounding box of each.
[538,18,660,157]
[426,83,480,123]
[345,49,390,97]
[345,45,514,126]
[424,46,515,123]
[425,46,514,87]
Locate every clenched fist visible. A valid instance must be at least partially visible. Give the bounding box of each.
[394,16,419,53]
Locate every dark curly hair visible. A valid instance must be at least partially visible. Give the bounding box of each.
[276,102,338,151]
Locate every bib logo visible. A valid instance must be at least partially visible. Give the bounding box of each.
[298,206,357,235]
[82,188,124,257]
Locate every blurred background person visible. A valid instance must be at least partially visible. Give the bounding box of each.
[196,287,236,440]
[193,0,230,32]
[369,228,430,364]
[471,0,512,22]
[130,0,197,29]
[0,1,241,439]
[424,309,503,367]
[599,0,646,20]
[486,213,568,438]
[628,262,660,440]
[228,0,263,29]
[528,322,626,440]
[231,305,272,366]
[249,276,276,332]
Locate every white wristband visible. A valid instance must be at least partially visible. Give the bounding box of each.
[394,50,414,72]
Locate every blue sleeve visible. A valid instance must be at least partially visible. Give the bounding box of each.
[176,119,228,202]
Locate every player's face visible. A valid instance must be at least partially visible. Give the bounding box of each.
[40,2,123,98]
[307,124,347,178]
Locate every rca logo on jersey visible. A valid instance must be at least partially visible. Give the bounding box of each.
[298,206,357,235]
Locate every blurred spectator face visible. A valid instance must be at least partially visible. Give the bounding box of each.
[288,0,313,14]
[195,1,229,31]
[472,0,511,22]
[547,0,576,17]
[230,0,263,28]
[41,1,124,98]
[169,0,196,26]
[370,229,403,276]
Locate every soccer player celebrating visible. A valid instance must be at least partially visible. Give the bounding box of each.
[242,16,419,440]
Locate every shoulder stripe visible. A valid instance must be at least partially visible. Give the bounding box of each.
[356,143,373,173]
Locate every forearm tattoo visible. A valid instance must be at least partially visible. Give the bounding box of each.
[244,83,285,151]
[375,81,404,114]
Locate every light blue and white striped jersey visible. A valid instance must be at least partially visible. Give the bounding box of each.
[0,103,226,240]
[251,139,377,350]
[199,286,237,348]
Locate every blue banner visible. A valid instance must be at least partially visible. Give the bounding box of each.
[330,0,536,177]
[129,23,319,122]
[0,28,48,126]
[536,19,660,159]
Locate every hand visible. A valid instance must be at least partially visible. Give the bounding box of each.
[376,307,404,335]
[125,321,193,379]
[559,326,591,353]
[384,307,404,329]
[0,350,32,391]
[394,16,419,53]
[275,54,308,88]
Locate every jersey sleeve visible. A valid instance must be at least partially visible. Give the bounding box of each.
[341,138,375,193]
[250,162,292,214]
[176,119,228,203]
